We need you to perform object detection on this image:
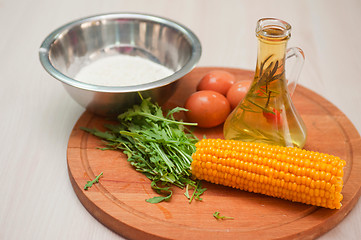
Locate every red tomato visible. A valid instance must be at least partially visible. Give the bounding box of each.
[226,80,251,109]
[185,90,231,128]
[197,70,236,95]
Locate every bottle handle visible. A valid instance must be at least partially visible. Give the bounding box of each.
[286,47,305,96]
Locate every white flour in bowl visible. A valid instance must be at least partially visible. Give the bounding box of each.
[74,55,174,86]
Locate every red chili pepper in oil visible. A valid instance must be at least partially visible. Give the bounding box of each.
[263,108,283,127]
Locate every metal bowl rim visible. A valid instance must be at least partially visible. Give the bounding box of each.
[38,12,202,93]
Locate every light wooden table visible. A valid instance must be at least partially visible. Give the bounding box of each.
[1,0,360,239]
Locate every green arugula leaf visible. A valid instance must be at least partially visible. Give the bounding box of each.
[213,211,234,220]
[145,196,170,204]
[146,181,173,203]
[84,172,103,190]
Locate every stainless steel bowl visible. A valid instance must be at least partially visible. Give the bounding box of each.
[39,13,201,116]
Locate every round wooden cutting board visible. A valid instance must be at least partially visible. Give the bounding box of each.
[67,67,361,240]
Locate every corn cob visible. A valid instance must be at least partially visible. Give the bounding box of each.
[191,138,346,209]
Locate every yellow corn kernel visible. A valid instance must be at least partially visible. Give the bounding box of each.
[191,138,346,209]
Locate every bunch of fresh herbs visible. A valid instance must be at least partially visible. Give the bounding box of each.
[81,95,206,203]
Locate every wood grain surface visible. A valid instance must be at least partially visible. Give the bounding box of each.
[67,67,361,240]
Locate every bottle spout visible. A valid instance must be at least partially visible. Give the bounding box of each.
[256,18,291,41]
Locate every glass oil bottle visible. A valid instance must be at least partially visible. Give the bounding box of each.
[223,18,307,148]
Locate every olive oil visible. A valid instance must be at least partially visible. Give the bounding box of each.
[223,19,307,148]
